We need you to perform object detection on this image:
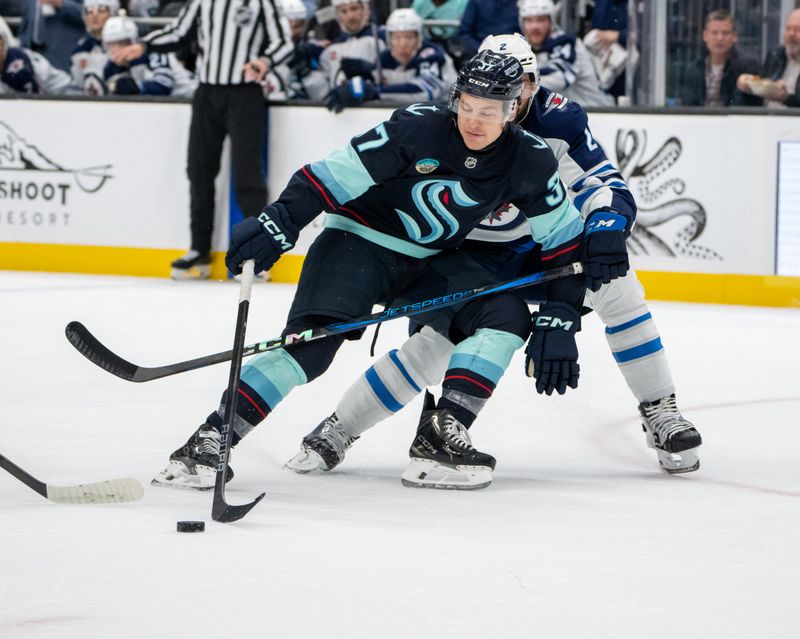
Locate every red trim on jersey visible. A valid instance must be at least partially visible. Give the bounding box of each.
[238,387,267,418]
[443,375,493,395]
[338,206,371,227]
[302,166,336,211]
[542,241,580,262]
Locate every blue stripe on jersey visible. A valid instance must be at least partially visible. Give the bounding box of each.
[310,144,375,205]
[448,354,505,385]
[325,214,439,258]
[388,349,422,393]
[591,162,615,177]
[365,366,404,412]
[448,329,523,384]
[605,312,652,335]
[573,184,605,213]
[528,198,584,251]
[612,337,663,363]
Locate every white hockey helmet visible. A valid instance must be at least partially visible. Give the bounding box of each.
[331,0,369,7]
[386,8,423,37]
[479,33,538,76]
[280,0,307,21]
[102,15,139,45]
[517,0,555,19]
[84,0,120,14]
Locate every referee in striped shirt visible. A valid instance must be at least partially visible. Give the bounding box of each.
[120,0,293,279]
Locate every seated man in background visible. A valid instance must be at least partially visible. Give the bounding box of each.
[0,25,71,94]
[266,0,328,101]
[326,8,456,112]
[737,8,800,108]
[518,0,614,107]
[678,9,759,107]
[102,14,196,97]
[70,0,117,95]
[318,0,384,90]
[19,0,87,72]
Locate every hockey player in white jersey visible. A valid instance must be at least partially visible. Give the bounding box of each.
[102,15,197,97]
[319,0,385,101]
[518,0,614,107]
[286,33,702,486]
[70,0,118,95]
[0,29,71,95]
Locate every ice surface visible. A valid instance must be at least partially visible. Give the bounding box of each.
[1,271,798,639]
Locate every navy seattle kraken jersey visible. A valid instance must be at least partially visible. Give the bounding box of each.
[272,103,584,263]
[469,88,636,244]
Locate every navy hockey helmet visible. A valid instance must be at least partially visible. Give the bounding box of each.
[449,51,525,122]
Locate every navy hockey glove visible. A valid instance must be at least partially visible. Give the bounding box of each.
[339,57,375,79]
[324,78,378,113]
[525,302,580,396]
[225,208,293,275]
[583,209,630,292]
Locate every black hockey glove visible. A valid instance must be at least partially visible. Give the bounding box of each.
[324,78,378,114]
[525,302,580,396]
[339,57,375,79]
[583,209,630,292]
[225,208,293,275]
[107,75,141,95]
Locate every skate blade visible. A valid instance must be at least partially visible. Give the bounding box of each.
[150,460,215,490]
[400,458,492,490]
[170,265,211,281]
[656,447,700,474]
[284,449,327,474]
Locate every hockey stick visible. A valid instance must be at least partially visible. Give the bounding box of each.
[212,260,265,523]
[66,262,583,383]
[0,453,144,504]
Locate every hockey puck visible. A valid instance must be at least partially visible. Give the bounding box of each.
[176,520,205,533]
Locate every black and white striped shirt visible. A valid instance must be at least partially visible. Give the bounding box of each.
[143,0,293,86]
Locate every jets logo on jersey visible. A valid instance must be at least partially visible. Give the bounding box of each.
[395,179,478,243]
[415,158,440,174]
[544,92,569,113]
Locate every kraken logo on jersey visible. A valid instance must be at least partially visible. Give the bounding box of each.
[395,179,478,243]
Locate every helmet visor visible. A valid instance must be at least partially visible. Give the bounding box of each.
[449,91,517,123]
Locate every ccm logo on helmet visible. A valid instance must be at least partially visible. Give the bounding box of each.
[467,78,490,87]
[535,315,575,331]
[258,212,293,250]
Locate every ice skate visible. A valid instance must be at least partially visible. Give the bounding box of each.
[151,422,233,490]
[639,394,702,474]
[285,414,358,474]
[170,250,211,280]
[401,393,496,490]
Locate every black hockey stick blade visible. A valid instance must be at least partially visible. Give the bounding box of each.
[66,262,583,383]
[212,261,265,523]
[0,453,144,504]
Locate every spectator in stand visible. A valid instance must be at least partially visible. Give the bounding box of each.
[325,7,456,112]
[70,0,116,95]
[412,0,468,43]
[266,0,328,101]
[678,10,759,108]
[456,0,518,59]
[586,0,627,98]
[519,0,613,106]
[319,0,384,90]
[0,25,71,93]
[737,8,800,108]
[19,0,87,71]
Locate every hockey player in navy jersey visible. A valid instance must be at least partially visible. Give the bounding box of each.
[285,34,702,488]
[0,29,70,95]
[319,0,384,90]
[70,0,118,96]
[153,51,593,490]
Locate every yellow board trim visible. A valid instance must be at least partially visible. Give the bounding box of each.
[2,243,799,307]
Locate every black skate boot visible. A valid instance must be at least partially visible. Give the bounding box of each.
[285,413,359,473]
[151,422,234,490]
[639,394,702,474]
[401,392,496,490]
[170,250,211,280]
